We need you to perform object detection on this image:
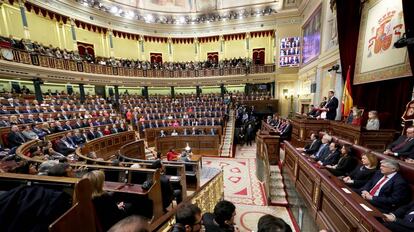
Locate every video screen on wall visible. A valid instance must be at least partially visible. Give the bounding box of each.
[279,37,301,67]
[302,6,322,64]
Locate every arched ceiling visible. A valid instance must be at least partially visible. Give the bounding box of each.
[108,0,283,13]
[35,0,305,36]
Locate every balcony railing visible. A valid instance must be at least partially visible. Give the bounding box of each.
[3,49,275,78]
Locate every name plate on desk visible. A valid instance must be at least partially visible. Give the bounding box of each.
[360,203,373,212]
[341,188,352,194]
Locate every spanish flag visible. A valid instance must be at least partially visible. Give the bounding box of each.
[341,66,353,116]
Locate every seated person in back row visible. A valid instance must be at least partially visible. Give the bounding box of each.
[167,149,180,161]
[384,127,414,159]
[366,110,380,130]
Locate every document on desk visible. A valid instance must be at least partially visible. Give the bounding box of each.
[360,203,373,212]
[341,188,352,194]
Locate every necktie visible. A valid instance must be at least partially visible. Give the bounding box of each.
[392,138,411,152]
[315,144,326,158]
[369,176,388,196]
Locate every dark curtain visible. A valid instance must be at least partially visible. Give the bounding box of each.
[252,48,265,65]
[353,77,414,130]
[336,0,362,83]
[207,52,219,63]
[402,0,414,75]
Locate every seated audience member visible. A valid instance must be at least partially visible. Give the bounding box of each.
[43,141,65,159]
[103,125,111,135]
[326,144,357,176]
[108,215,149,232]
[346,106,358,124]
[56,135,76,156]
[359,159,411,213]
[382,201,414,232]
[180,148,192,162]
[150,160,182,212]
[384,127,414,159]
[351,108,363,126]
[343,153,378,189]
[203,200,239,232]
[317,142,340,166]
[167,149,180,161]
[47,163,75,177]
[279,119,292,141]
[22,125,39,140]
[83,170,126,231]
[8,125,26,148]
[298,133,321,155]
[171,129,178,136]
[160,130,166,137]
[310,134,332,160]
[257,214,292,232]
[170,204,202,232]
[366,110,380,130]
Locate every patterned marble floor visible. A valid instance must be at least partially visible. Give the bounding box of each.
[200,143,299,232]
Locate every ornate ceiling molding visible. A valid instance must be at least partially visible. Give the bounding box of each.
[31,0,302,37]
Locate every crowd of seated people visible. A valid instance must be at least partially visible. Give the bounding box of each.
[1,36,265,72]
[298,131,414,231]
[265,114,292,141]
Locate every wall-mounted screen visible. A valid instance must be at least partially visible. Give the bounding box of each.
[302,6,322,65]
[279,37,301,67]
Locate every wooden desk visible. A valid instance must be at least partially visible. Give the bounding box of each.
[172,154,203,169]
[156,135,220,156]
[104,181,146,195]
[145,125,222,147]
[256,130,280,165]
[284,142,390,232]
[79,131,136,161]
[291,117,330,147]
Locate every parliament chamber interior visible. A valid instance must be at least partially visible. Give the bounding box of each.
[0,0,414,231]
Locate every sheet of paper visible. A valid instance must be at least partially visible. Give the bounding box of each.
[360,203,373,211]
[341,188,352,194]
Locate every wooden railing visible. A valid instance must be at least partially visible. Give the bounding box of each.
[4,49,275,78]
[151,170,224,232]
[284,142,390,232]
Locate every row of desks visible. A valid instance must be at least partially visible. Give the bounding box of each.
[283,142,389,232]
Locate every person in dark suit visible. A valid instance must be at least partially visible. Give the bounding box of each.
[310,134,332,161]
[0,106,10,114]
[12,106,22,115]
[55,135,76,156]
[317,142,340,166]
[384,127,414,159]
[150,160,182,212]
[382,201,414,232]
[300,133,321,155]
[279,119,292,141]
[87,127,97,140]
[322,90,339,120]
[7,125,26,148]
[359,159,411,213]
[63,121,73,131]
[326,144,357,176]
[0,116,10,127]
